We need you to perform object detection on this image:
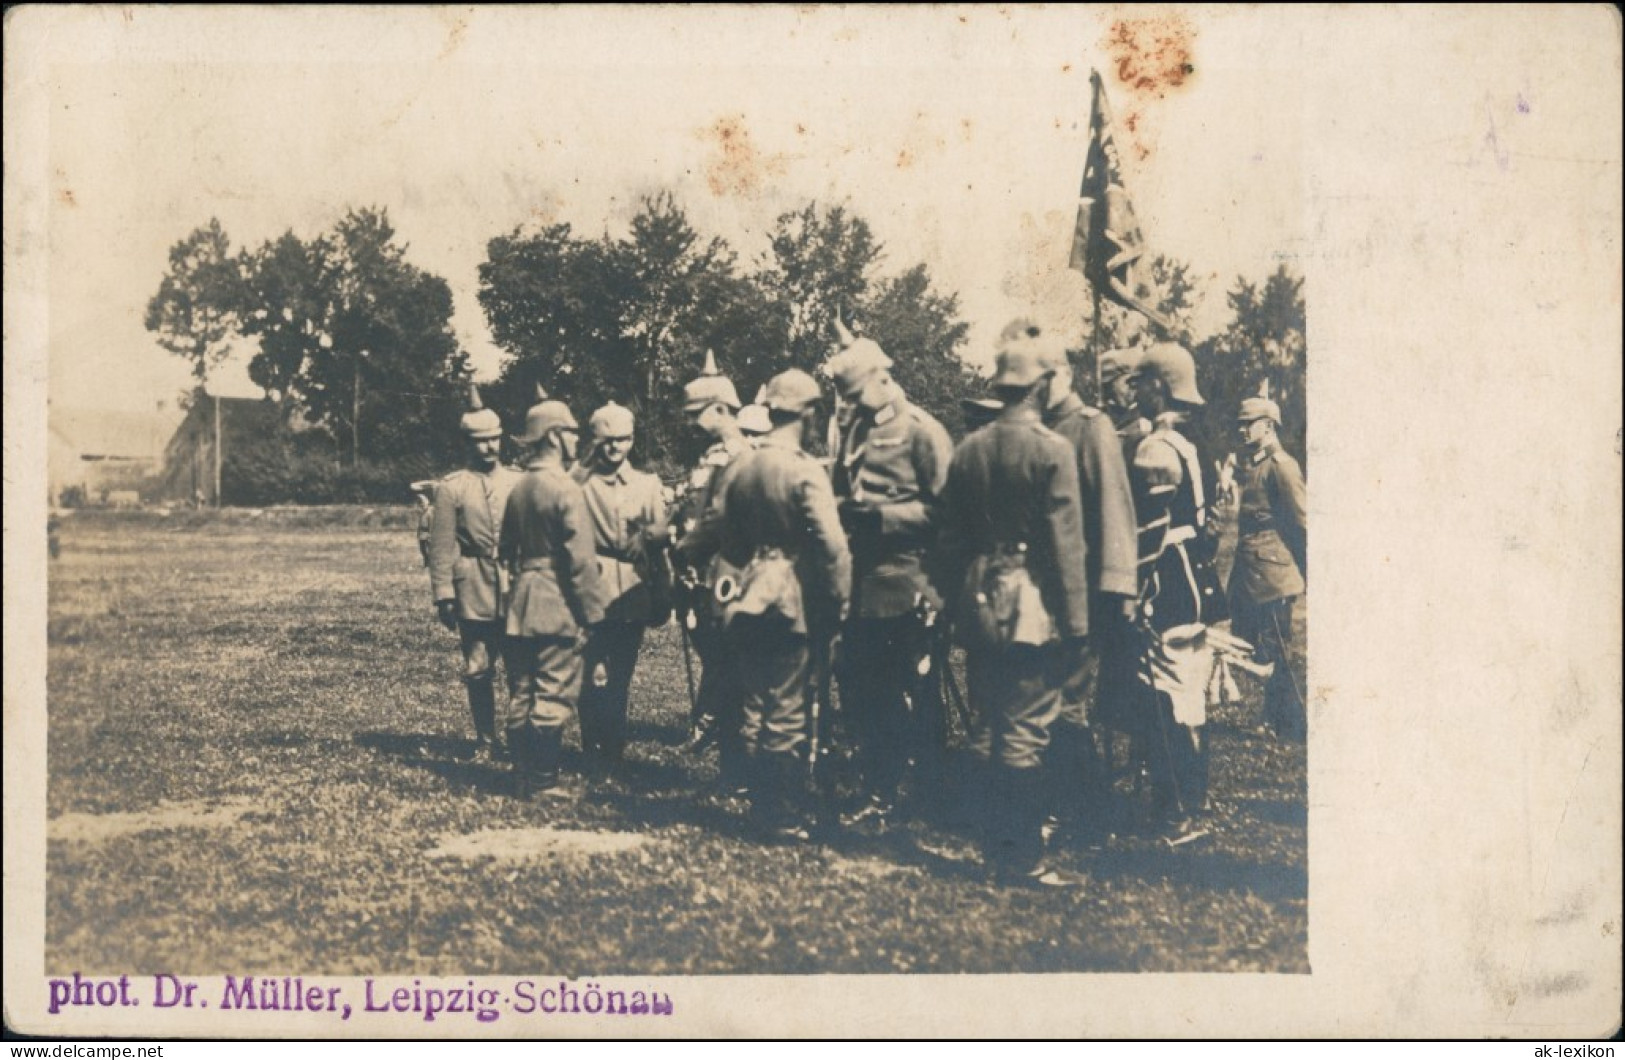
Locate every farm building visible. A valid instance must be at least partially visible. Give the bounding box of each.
[48,403,181,506]
[154,389,287,506]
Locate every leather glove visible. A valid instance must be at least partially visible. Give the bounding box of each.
[436,599,458,631]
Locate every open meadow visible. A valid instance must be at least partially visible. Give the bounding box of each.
[45,508,1307,975]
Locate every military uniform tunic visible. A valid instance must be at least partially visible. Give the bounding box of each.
[500,460,607,734]
[718,437,852,761]
[1227,438,1308,740]
[938,406,1091,771]
[830,396,953,804]
[427,466,521,742]
[670,433,752,759]
[572,462,668,759]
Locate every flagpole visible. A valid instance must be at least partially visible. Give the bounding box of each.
[1092,283,1103,405]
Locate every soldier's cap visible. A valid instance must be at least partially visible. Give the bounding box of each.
[1099,347,1144,383]
[1237,396,1282,426]
[513,400,579,445]
[1138,342,1205,406]
[737,403,772,435]
[588,401,635,439]
[997,317,1070,373]
[824,338,893,398]
[762,368,824,414]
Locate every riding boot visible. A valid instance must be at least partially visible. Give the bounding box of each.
[466,677,498,761]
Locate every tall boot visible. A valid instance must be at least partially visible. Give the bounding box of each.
[531,725,563,795]
[466,677,498,763]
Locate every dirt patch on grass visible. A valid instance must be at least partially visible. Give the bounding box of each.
[48,797,260,843]
[428,827,652,863]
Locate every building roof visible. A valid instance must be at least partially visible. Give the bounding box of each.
[50,405,184,461]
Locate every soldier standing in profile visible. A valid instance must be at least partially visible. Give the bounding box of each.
[500,391,606,798]
[1227,396,1308,742]
[937,336,1091,887]
[573,402,670,769]
[1100,347,1151,465]
[1015,322,1140,844]
[427,386,520,764]
[715,369,851,842]
[823,332,953,829]
[670,351,750,780]
[1129,343,1223,836]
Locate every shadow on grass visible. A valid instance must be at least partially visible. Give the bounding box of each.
[352,730,510,794]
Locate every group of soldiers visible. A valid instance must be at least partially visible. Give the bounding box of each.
[416,319,1307,888]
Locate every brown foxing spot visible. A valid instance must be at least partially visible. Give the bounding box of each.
[700,115,786,198]
[1105,14,1196,99]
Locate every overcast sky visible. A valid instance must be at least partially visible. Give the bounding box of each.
[40,6,1303,413]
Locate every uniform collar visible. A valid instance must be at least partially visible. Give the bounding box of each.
[592,463,631,485]
[996,405,1042,426]
[1246,440,1279,466]
[1045,391,1087,425]
[868,396,903,427]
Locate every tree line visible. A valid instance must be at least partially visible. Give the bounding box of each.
[146,195,1305,501]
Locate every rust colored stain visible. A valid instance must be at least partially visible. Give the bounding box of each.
[58,188,77,207]
[700,115,785,198]
[1105,14,1196,99]
[896,148,914,170]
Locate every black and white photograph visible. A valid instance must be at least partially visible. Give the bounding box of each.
[5,5,1619,1040]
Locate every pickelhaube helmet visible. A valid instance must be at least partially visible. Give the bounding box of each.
[513,383,579,445]
[682,349,742,413]
[737,404,772,435]
[824,318,894,399]
[459,382,503,439]
[761,369,823,414]
[1138,342,1205,406]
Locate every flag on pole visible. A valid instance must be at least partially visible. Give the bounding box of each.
[1069,70,1171,331]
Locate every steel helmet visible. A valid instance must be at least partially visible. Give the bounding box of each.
[1138,342,1204,406]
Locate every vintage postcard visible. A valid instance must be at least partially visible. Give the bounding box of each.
[5,5,1619,1039]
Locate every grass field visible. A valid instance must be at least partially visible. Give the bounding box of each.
[45,508,1307,975]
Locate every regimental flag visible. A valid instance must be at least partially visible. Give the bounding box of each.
[1069,70,1171,331]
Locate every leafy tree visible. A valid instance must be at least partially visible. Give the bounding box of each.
[861,264,977,434]
[755,203,881,369]
[1198,264,1307,462]
[144,218,244,382]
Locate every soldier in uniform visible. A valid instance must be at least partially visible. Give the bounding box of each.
[410,480,437,568]
[714,369,851,841]
[1100,347,1151,466]
[1227,396,1308,741]
[427,389,521,764]
[1015,322,1140,842]
[1129,343,1222,834]
[500,394,607,797]
[823,334,953,828]
[937,339,1091,887]
[573,402,670,768]
[670,351,751,777]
